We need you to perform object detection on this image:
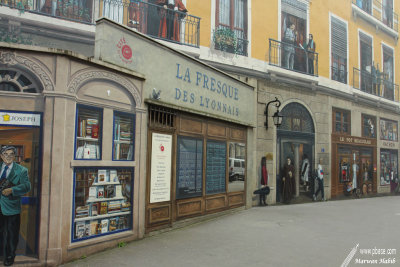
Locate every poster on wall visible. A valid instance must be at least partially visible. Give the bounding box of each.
[150,133,172,203]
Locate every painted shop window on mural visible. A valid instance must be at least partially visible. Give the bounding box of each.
[380,150,398,186]
[338,147,351,183]
[333,108,350,135]
[362,114,376,138]
[360,149,373,183]
[176,136,203,199]
[72,167,133,241]
[113,111,135,161]
[228,142,245,192]
[206,140,226,195]
[75,105,102,160]
[380,119,398,141]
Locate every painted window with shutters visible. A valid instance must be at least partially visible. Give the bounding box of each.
[331,16,348,84]
[215,0,248,56]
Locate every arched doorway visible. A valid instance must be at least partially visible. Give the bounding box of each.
[276,102,315,203]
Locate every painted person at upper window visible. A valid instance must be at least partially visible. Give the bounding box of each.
[306,34,316,75]
[0,146,31,266]
[156,0,188,42]
[283,23,297,70]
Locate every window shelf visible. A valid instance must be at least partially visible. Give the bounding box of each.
[74,211,130,222]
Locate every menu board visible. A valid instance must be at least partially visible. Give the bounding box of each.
[176,137,203,199]
[150,133,172,203]
[206,141,226,194]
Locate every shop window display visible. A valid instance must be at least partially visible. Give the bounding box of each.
[228,142,245,192]
[206,140,226,195]
[362,115,376,138]
[176,137,203,199]
[75,105,102,160]
[113,112,135,161]
[73,168,133,241]
[380,119,398,141]
[380,150,398,187]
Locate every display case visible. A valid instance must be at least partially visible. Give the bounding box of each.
[73,167,133,241]
[113,111,135,161]
[75,105,102,160]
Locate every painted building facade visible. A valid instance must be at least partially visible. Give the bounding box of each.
[0,0,400,265]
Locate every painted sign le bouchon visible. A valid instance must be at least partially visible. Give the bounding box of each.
[95,19,255,127]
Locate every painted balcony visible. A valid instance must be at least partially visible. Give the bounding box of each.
[353,67,399,102]
[0,0,200,47]
[268,38,318,77]
[352,0,398,38]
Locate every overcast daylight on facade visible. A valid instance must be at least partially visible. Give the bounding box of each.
[0,0,399,266]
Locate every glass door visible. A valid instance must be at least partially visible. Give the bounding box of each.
[0,125,40,257]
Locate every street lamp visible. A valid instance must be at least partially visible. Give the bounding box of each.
[265,97,283,129]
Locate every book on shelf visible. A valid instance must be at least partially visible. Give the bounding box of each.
[107,201,121,213]
[75,205,89,218]
[88,187,97,199]
[121,202,131,212]
[85,222,91,237]
[90,221,98,235]
[91,203,99,216]
[105,185,115,198]
[110,170,118,182]
[100,202,108,215]
[91,124,99,139]
[98,170,107,183]
[127,145,133,161]
[78,118,98,138]
[117,216,128,230]
[75,221,86,238]
[101,219,109,234]
[97,187,104,198]
[109,218,117,231]
[115,185,122,198]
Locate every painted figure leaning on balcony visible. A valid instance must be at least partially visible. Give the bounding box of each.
[306,34,316,75]
[283,23,297,70]
[156,0,188,42]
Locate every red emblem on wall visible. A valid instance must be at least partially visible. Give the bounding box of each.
[117,37,133,64]
[160,145,165,152]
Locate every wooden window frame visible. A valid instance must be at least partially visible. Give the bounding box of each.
[215,0,248,39]
[333,108,351,135]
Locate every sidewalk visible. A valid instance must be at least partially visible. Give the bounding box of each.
[63,196,400,267]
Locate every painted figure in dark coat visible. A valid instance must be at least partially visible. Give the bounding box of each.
[282,157,295,203]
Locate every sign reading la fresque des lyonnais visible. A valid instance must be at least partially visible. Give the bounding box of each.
[0,112,41,126]
[150,133,172,203]
[95,19,255,127]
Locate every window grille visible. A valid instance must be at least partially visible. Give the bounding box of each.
[279,103,314,133]
[149,105,176,130]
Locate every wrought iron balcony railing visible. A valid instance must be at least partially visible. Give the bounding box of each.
[101,0,200,47]
[0,0,94,23]
[268,38,318,76]
[0,0,200,47]
[352,0,398,32]
[353,67,399,102]
[331,66,348,84]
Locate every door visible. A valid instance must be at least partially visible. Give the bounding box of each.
[0,125,41,257]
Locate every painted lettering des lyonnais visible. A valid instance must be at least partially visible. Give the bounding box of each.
[174,63,240,117]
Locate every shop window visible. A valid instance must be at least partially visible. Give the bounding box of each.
[228,142,245,192]
[75,105,102,160]
[360,149,373,183]
[380,119,398,141]
[333,108,350,135]
[206,140,226,195]
[72,168,133,241]
[362,114,376,138]
[113,111,135,161]
[176,136,203,199]
[380,150,398,186]
[215,0,248,56]
[0,69,40,93]
[338,147,351,183]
